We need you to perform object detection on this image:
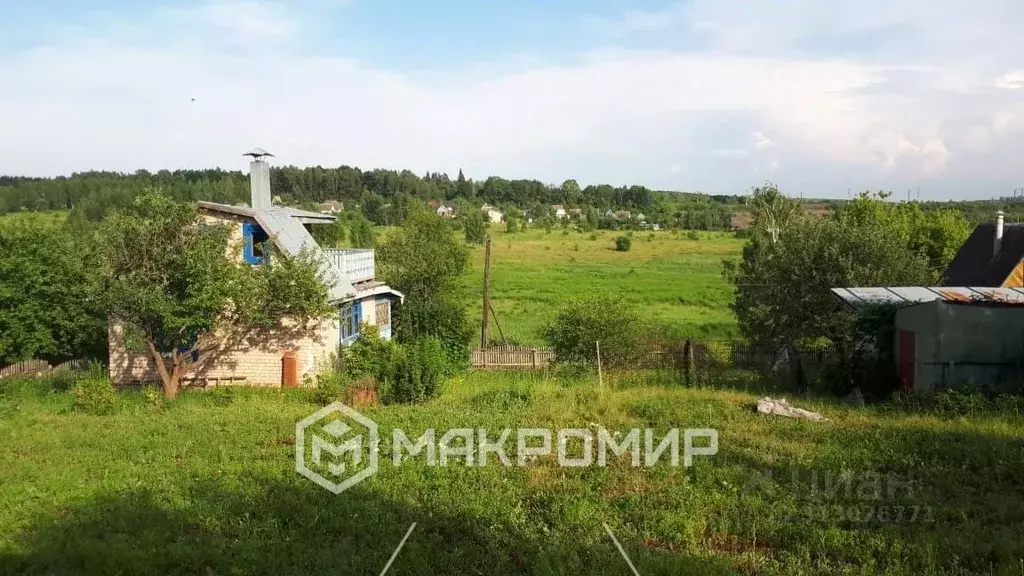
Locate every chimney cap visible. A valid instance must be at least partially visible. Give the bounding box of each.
[243,147,275,160]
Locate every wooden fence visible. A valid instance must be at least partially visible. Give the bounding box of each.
[0,358,90,379]
[472,346,555,370]
[0,360,52,379]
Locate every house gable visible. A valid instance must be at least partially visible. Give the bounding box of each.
[942,223,1024,287]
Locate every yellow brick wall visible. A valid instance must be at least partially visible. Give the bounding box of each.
[108,316,340,387]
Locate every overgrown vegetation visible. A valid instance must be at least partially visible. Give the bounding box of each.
[1,372,1022,575]
[724,186,972,397]
[378,212,473,368]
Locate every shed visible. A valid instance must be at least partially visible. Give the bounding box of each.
[832,286,1024,392]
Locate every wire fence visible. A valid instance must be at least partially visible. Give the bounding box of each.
[471,340,839,390]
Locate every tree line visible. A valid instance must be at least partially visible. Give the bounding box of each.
[0,166,740,230]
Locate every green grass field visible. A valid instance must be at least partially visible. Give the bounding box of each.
[461,228,744,346]
[1,373,1022,575]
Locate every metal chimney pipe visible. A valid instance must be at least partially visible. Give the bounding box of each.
[994,210,1005,257]
[250,159,271,210]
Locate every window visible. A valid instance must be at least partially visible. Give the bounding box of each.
[243,222,270,264]
[375,299,391,326]
[340,301,362,342]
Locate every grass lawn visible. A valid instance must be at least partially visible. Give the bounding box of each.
[1,373,1022,575]
[461,228,744,346]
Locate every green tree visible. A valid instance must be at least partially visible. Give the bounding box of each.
[725,216,933,351]
[347,212,376,248]
[463,210,487,244]
[542,293,648,368]
[749,182,799,243]
[456,169,474,199]
[97,192,332,398]
[0,217,105,364]
[378,212,473,365]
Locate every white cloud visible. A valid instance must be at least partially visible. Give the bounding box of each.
[713,149,750,159]
[996,70,1024,89]
[752,131,775,150]
[1,0,1023,198]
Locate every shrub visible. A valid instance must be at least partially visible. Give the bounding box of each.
[506,218,519,234]
[686,230,700,241]
[142,385,164,408]
[542,293,648,369]
[588,233,598,241]
[343,327,449,405]
[71,377,118,414]
[385,337,446,404]
[614,236,631,251]
[312,369,347,406]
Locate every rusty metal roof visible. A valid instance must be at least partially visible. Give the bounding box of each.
[831,286,1024,308]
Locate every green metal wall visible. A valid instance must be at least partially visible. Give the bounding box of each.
[896,301,1024,391]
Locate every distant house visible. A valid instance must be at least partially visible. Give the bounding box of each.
[108,152,402,388]
[481,204,504,224]
[605,209,616,218]
[942,211,1024,287]
[552,205,568,219]
[318,200,344,214]
[567,208,583,219]
[634,212,646,222]
[614,210,631,220]
[436,201,457,219]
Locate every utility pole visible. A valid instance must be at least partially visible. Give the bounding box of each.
[480,235,492,349]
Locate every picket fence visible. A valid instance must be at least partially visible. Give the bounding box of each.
[472,346,555,370]
[0,358,89,379]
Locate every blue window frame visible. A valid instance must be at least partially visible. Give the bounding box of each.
[242,222,270,264]
[340,301,362,343]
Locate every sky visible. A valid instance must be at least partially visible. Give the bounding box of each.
[1,0,1023,199]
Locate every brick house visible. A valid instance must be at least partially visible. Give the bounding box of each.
[108,150,402,387]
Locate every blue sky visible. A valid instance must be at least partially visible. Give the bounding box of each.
[2,0,1023,199]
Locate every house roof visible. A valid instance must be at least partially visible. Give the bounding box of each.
[942,223,1024,286]
[198,201,356,302]
[831,286,1024,309]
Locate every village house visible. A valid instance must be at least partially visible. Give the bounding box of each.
[567,208,583,219]
[428,200,457,218]
[480,204,504,224]
[552,205,568,219]
[942,211,1024,287]
[108,150,403,387]
[318,199,344,214]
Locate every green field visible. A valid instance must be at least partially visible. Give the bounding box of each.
[461,228,744,346]
[1,374,1021,575]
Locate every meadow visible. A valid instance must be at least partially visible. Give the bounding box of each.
[460,228,744,347]
[1,372,1022,575]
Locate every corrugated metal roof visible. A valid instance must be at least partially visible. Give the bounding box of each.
[199,201,355,302]
[252,210,355,301]
[831,286,1024,308]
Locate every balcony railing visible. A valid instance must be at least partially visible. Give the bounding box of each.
[325,249,375,283]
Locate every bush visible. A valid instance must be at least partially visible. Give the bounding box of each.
[71,377,118,414]
[588,233,598,241]
[506,218,519,234]
[311,370,347,406]
[614,236,631,251]
[343,327,449,405]
[686,230,700,241]
[542,293,648,369]
[142,385,164,408]
[384,337,446,404]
